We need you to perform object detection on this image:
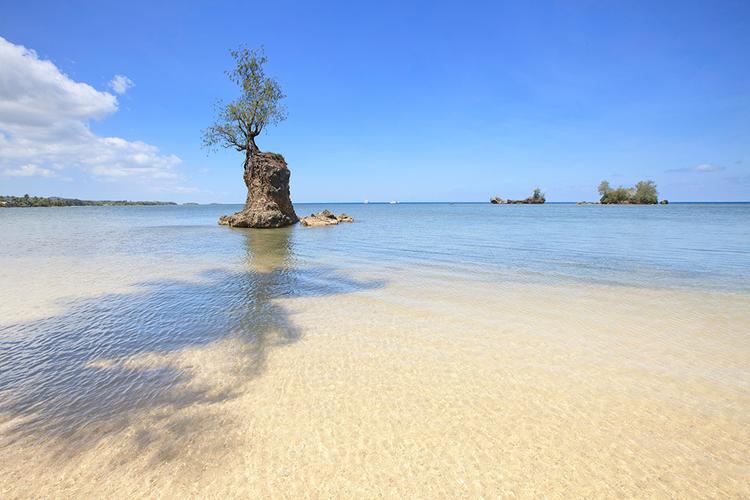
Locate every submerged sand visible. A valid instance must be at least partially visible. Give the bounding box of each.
[1,264,749,498]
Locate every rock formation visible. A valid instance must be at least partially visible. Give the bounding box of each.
[490,189,546,204]
[218,152,298,228]
[299,210,354,227]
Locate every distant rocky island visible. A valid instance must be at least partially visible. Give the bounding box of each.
[488,181,669,205]
[0,195,176,207]
[491,188,546,204]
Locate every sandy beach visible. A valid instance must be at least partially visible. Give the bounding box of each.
[2,257,749,497]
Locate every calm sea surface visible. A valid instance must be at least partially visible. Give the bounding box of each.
[2,203,749,291]
[1,203,749,496]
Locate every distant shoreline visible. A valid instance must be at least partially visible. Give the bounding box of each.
[2,197,748,208]
[1,195,177,208]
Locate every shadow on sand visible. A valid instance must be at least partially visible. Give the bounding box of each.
[0,227,384,460]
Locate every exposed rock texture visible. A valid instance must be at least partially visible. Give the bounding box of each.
[299,210,354,227]
[218,152,298,228]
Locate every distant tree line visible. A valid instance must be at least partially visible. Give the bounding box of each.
[597,180,659,204]
[0,194,177,207]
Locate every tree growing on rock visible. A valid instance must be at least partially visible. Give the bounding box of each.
[204,46,298,228]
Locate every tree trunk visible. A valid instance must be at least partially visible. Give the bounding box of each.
[218,151,298,228]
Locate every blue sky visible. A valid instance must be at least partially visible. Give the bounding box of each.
[1,0,748,202]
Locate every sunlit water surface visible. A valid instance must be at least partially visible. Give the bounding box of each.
[1,203,749,497]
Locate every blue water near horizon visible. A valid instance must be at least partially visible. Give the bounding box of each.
[1,202,749,293]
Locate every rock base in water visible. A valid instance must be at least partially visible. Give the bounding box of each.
[218,151,298,228]
[218,209,298,228]
[299,210,353,227]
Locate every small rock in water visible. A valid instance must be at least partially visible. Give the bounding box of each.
[299,210,354,227]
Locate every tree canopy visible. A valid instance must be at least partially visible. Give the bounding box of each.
[202,46,286,156]
[632,180,658,204]
[598,179,659,204]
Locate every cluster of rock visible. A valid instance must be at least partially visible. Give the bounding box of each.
[299,210,353,227]
[491,197,540,204]
[490,191,546,204]
[215,149,355,229]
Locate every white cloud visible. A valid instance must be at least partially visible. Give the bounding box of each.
[2,163,58,178]
[0,36,185,187]
[109,74,134,95]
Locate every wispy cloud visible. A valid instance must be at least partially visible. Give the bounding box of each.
[163,185,200,194]
[666,163,725,173]
[108,74,134,95]
[2,164,60,178]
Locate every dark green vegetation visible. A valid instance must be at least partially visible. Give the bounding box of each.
[0,195,176,207]
[598,180,659,204]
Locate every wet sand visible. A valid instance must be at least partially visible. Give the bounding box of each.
[1,266,749,498]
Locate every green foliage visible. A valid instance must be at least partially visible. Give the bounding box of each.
[0,195,175,207]
[202,46,286,155]
[605,187,633,203]
[598,179,658,204]
[632,180,658,204]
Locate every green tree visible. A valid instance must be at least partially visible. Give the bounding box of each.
[598,180,611,197]
[202,46,287,167]
[598,179,658,204]
[632,180,658,204]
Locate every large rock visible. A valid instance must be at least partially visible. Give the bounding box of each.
[299,210,354,227]
[219,152,298,228]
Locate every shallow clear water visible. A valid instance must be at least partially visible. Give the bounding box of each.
[3,203,748,290]
[1,203,749,496]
